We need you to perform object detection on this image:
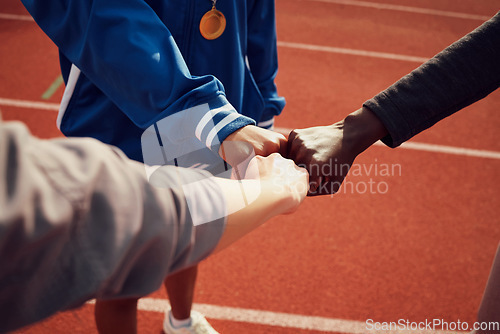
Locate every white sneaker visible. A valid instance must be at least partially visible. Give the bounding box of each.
[163,310,219,334]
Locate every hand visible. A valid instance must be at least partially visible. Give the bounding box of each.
[287,123,354,195]
[253,153,309,214]
[212,153,308,253]
[219,125,287,167]
[286,107,388,196]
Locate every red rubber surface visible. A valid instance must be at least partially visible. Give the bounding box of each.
[1,0,499,333]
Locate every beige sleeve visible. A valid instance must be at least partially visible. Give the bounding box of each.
[0,117,225,332]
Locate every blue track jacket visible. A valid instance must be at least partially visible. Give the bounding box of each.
[21,0,285,161]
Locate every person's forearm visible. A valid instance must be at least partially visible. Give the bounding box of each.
[0,119,226,331]
[212,154,308,252]
[212,178,285,252]
[364,11,500,147]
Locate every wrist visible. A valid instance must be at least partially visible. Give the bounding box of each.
[219,125,254,162]
[342,106,388,155]
[259,179,290,217]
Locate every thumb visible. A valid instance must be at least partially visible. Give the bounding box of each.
[278,134,289,157]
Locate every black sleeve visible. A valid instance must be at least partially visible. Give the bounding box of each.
[363,11,500,147]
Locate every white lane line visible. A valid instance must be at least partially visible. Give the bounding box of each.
[0,13,33,21]
[299,0,492,21]
[278,41,429,63]
[87,298,458,334]
[276,127,500,160]
[1,99,499,161]
[2,2,492,22]
[0,97,59,111]
[387,141,500,160]
[139,298,368,333]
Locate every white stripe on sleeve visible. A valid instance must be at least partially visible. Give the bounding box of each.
[57,64,81,129]
[205,113,240,147]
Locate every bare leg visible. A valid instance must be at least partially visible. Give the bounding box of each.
[93,267,198,333]
[473,244,500,334]
[165,265,198,320]
[95,298,138,334]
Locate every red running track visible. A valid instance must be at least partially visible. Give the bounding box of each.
[1,0,499,333]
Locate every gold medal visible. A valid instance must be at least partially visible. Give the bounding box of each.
[200,3,226,40]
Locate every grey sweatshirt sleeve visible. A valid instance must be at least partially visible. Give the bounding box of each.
[363,11,500,148]
[0,117,226,332]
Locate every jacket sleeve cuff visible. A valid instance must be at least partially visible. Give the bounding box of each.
[140,95,256,166]
[362,96,413,148]
[261,95,285,118]
[195,97,256,151]
[257,117,275,129]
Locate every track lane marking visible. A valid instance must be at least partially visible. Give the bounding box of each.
[0,97,60,111]
[278,41,429,63]
[277,127,500,160]
[2,4,493,333]
[293,0,492,21]
[41,75,64,100]
[140,298,365,333]
[0,10,480,65]
[379,141,500,160]
[1,98,498,160]
[1,1,493,23]
[0,13,33,21]
[88,298,459,334]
